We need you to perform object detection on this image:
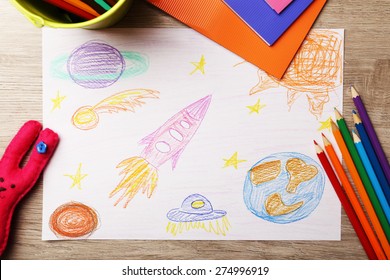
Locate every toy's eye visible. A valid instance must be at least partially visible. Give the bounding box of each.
[0,177,4,182]
[10,184,15,189]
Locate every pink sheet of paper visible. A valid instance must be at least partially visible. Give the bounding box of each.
[265,0,294,13]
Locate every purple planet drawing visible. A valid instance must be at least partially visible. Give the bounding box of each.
[51,41,149,89]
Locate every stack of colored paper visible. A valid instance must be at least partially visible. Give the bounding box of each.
[224,0,314,46]
[147,0,327,79]
[265,0,294,14]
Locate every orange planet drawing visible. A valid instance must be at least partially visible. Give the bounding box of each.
[49,202,99,238]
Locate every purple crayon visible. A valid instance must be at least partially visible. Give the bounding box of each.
[110,95,212,207]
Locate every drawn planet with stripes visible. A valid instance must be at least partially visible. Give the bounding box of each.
[49,201,99,238]
[243,152,325,224]
[51,41,149,89]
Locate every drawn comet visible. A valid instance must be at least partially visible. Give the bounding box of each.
[110,95,212,207]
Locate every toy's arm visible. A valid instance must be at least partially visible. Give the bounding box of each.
[0,121,59,256]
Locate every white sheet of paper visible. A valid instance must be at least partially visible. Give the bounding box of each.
[42,28,343,240]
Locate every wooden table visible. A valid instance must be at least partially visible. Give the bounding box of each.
[1,0,389,260]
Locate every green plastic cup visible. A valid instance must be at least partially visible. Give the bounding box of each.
[10,0,133,29]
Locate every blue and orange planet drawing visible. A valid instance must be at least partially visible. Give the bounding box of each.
[243,152,325,224]
[51,41,149,89]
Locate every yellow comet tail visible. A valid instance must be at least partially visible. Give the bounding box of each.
[72,89,159,130]
[110,157,158,208]
[166,216,231,236]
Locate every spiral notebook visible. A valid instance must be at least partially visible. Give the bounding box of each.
[223,0,314,46]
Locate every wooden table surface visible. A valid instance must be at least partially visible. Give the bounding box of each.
[1,0,389,260]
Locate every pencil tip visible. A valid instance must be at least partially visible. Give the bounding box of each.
[322,134,330,145]
[352,130,361,142]
[314,142,323,153]
[351,86,359,98]
[334,108,342,120]
[330,119,338,131]
[313,140,318,145]
[352,109,357,114]
[353,111,361,124]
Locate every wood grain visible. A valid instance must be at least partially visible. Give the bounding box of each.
[1,0,389,260]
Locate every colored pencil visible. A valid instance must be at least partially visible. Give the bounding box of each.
[105,0,118,6]
[334,109,390,241]
[81,0,106,14]
[331,120,390,249]
[64,0,100,17]
[95,0,111,11]
[353,110,390,206]
[44,0,95,20]
[351,86,390,184]
[353,130,390,224]
[322,134,388,259]
[314,141,378,260]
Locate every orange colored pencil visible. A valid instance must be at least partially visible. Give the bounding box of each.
[315,141,377,259]
[322,134,388,259]
[331,120,390,258]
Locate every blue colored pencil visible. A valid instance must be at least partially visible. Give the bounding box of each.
[353,130,390,224]
[352,86,390,183]
[353,111,390,206]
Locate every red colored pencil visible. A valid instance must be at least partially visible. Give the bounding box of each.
[44,0,95,21]
[314,141,378,260]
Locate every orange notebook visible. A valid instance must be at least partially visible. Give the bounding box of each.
[147,0,327,79]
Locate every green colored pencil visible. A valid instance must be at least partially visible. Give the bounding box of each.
[335,108,390,241]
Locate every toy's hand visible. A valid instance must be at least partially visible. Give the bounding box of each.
[0,121,59,256]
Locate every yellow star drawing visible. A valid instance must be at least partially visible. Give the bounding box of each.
[51,91,66,112]
[317,117,333,131]
[190,55,206,75]
[223,152,247,169]
[247,98,266,114]
[64,163,88,190]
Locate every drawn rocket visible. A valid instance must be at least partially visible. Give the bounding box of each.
[110,95,212,207]
[140,95,212,169]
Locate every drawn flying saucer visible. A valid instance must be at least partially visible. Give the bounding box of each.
[167,193,227,222]
[166,194,231,236]
[51,41,149,89]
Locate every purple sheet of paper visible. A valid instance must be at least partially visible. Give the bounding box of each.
[223,0,314,46]
[265,0,294,14]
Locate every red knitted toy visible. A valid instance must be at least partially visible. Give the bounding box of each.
[0,121,59,256]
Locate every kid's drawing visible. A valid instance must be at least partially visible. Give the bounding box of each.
[285,158,318,193]
[317,117,333,131]
[72,89,159,130]
[110,95,212,208]
[64,163,88,190]
[265,193,304,216]
[51,90,66,112]
[249,30,343,118]
[244,152,325,224]
[49,201,99,239]
[246,98,266,115]
[51,41,149,89]
[190,55,206,75]
[223,152,247,170]
[166,194,231,236]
